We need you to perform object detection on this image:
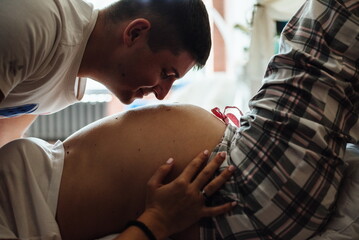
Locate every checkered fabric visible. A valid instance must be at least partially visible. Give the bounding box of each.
[201,0,359,239]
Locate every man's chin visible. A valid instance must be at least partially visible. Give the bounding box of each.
[115,91,143,105]
[120,98,134,105]
[119,95,137,105]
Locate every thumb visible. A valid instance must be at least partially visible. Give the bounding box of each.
[147,158,174,189]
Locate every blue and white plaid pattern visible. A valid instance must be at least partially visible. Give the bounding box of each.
[201,0,359,239]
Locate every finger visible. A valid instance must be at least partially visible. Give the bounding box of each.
[202,165,236,196]
[177,150,209,182]
[147,158,174,189]
[202,201,237,217]
[192,152,226,189]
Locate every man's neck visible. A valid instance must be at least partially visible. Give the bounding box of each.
[77,10,106,79]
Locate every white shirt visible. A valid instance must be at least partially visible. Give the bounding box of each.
[0,0,98,117]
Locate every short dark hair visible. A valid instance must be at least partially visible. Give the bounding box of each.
[104,0,211,69]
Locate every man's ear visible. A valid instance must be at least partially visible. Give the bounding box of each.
[123,18,151,47]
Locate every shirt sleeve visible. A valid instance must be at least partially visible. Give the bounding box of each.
[0,0,59,98]
[0,212,17,239]
[0,9,30,97]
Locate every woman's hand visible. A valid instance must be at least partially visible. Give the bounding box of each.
[138,150,236,239]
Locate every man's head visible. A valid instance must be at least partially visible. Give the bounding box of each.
[104,0,211,69]
[80,0,211,104]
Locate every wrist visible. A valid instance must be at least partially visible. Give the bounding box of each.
[137,210,170,240]
[126,220,157,240]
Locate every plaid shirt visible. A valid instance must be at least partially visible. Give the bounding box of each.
[201,0,359,239]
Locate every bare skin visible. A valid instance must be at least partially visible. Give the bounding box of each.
[0,114,37,148]
[56,104,227,240]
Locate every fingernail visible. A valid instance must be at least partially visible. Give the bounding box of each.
[220,152,226,158]
[166,158,174,164]
[228,165,236,172]
[203,150,209,156]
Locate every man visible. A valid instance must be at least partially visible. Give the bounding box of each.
[0,0,211,146]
